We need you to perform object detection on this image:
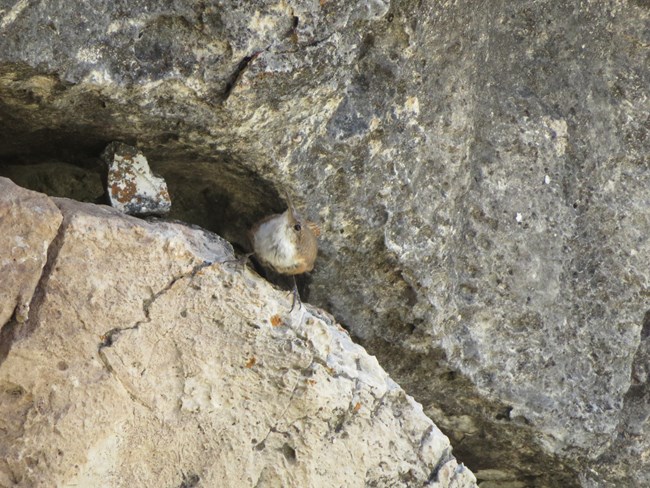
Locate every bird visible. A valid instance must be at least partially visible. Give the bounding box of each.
[249,195,319,310]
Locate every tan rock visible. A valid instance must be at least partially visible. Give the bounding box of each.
[0,177,62,327]
[0,183,476,488]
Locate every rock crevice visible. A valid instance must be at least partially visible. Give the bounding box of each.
[1,1,649,485]
[0,178,476,488]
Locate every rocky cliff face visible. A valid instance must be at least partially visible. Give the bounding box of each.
[0,1,649,486]
[0,177,476,487]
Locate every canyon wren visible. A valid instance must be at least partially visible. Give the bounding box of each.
[250,195,319,310]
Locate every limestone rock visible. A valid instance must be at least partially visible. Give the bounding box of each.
[0,0,649,485]
[102,142,171,215]
[0,180,476,488]
[0,177,62,326]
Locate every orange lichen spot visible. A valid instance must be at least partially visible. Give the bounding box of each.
[353,402,362,413]
[245,357,257,368]
[270,314,282,327]
[307,379,317,386]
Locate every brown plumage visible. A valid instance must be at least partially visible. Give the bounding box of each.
[249,196,319,309]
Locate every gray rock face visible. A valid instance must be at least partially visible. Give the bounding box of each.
[0,178,476,488]
[0,1,649,486]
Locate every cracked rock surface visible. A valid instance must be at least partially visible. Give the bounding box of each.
[0,179,62,327]
[0,178,476,488]
[1,1,649,486]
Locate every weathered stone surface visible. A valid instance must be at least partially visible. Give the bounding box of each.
[0,162,104,203]
[0,0,649,485]
[102,141,171,215]
[0,181,476,488]
[0,177,61,326]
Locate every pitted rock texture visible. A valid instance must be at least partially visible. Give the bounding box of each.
[0,1,649,486]
[0,179,476,488]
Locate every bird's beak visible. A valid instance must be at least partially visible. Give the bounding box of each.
[284,191,300,222]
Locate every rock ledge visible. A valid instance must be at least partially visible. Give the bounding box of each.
[0,178,476,488]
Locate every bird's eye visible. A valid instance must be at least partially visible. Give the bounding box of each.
[293,223,302,231]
